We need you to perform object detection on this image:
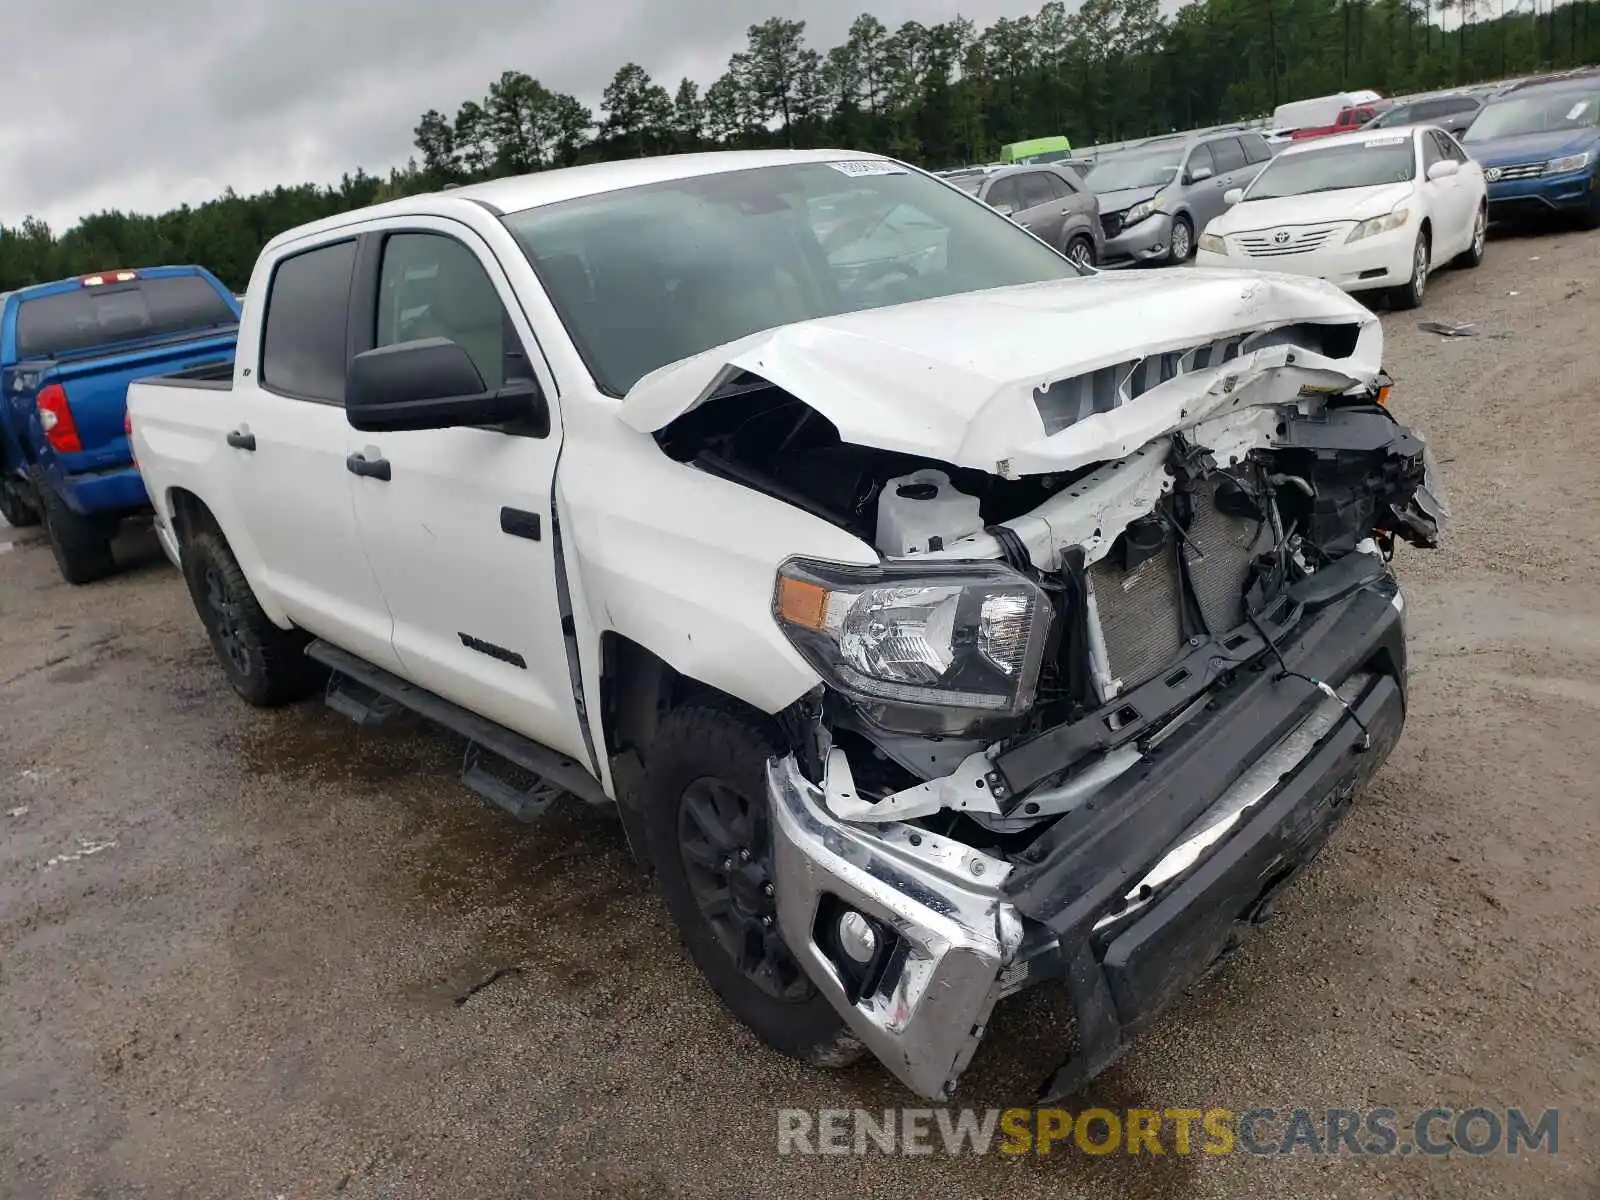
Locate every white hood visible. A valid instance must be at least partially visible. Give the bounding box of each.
[617,270,1382,478]
[1211,182,1415,235]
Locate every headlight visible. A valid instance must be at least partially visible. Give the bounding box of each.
[1546,151,1592,174]
[774,558,1050,733]
[1198,232,1228,255]
[1124,197,1165,225]
[1345,206,1411,243]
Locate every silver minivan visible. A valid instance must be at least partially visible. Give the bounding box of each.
[1089,130,1276,265]
[947,164,1104,269]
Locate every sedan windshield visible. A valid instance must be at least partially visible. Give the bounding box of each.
[1463,87,1600,141]
[1244,139,1417,199]
[501,161,1086,396]
[1086,147,1184,192]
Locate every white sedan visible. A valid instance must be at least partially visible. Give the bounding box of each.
[1194,125,1487,309]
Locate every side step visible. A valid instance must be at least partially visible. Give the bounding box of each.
[306,640,610,819]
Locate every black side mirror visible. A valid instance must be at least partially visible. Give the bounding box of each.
[345,337,547,434]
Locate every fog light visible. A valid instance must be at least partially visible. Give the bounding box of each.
[837,910,878,964]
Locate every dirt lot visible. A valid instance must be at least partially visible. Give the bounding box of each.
[3,229,1598,1200]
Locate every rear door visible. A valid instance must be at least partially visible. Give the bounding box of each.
[341,221,587,762]
[1012,170,1067,243]
[226,237,404,673]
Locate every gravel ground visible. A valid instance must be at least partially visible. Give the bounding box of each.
[2,227,1597,1200]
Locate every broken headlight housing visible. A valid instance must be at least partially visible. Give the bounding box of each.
[774,558,1050,734]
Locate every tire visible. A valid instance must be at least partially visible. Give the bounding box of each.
[1575,183,1600,231]
[0,478,41,528]
[180,524,321,706]
[1389,229,1431,311]
[642,703,863,1069]
[1455,203,1487,268]
[1064,234,1097,270]
[37,480,116,585]
[1168,215,1194,263]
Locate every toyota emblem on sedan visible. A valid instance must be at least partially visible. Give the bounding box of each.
[1273,230,1291,244]
[1485,167,1502,182]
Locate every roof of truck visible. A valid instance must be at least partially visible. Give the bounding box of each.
[265,150,897,253]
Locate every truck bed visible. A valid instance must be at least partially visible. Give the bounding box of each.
[145,358,235,390]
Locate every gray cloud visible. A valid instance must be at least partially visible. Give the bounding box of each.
[2,0,1044,231]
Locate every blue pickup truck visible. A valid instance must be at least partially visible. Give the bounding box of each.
[0,265,240,583]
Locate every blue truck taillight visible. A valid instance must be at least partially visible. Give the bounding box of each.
[36,383,83,453]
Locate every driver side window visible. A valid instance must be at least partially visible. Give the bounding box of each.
[376,232,512,390]
[1421,134,1444,173]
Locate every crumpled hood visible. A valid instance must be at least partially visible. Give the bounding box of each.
[1092,185,1164,215]
[617,270,1383,478]
[1215,181,1413,232]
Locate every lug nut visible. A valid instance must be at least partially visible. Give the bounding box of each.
[763,883,774,897]
[761,915,773,928]
[738,848,752,863]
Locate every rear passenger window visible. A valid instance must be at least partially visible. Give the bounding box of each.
[1209,138,1247,172]
[1240,134,1273,163]
[260,240,357,402]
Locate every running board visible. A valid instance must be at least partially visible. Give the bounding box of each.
[305,640,611,816]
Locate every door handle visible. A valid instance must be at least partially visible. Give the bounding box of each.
[226,429,255,451]
[345,452,391,481]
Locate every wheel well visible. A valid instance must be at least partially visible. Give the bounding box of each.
[1419,217,1432,243]
[166,487,219,545]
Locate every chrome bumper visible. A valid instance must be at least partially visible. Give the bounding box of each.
[766,754,1023,1100]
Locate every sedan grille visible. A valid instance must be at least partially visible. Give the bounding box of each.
[1088,477,1261,690]
[1233,224,1344,257]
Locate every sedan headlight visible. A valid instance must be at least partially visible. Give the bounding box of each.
[1124,197,1165,225]
[774,558,1050,733]
[1345,206,1411,243]
[1198,232,1228,255]
[1546,151,1592,174]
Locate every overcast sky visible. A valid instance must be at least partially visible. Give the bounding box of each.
[1,0,1053,232]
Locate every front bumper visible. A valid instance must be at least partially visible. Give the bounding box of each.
[1196,224,1414,293]
[769,577,1407,1100]
[1101,212,1172,263]
[1486,166,1598,216]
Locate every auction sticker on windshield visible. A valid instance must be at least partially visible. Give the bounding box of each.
[1566,101,1592,121]
[827,160,909,176]
[1363,136,1409,146]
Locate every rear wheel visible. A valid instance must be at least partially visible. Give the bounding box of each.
[1168,216,1194,263]
[37,479,116,585]
[180,525,321,706]
[1388,230,1430,310]
[1064,234,1097,270]
[643,703,862,1069]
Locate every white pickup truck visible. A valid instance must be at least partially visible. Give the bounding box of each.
[128,149,1447,1102]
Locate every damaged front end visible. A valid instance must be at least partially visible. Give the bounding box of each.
[641,279,1446,1101]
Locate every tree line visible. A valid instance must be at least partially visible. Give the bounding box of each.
[4,0,1598,292]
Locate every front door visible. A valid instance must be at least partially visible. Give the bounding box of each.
[341,223,588,764]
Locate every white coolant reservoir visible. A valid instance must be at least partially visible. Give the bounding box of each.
[875,469,985,556]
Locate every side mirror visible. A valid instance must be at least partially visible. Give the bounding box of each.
[1187,165,1214,184]
[1426,159,1461,181]
[345,337,546,434]
[1223,187,1244,205]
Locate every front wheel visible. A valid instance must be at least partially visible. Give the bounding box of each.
[1168,216,1194,263]
[1388,230,1431,310]
[643,704,863,1069]
[1455,203,1487,268]
[0,477,41,529]
[180,525,321,706]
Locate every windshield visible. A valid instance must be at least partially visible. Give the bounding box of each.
[1463,87,1600,141]
[1244,138,1416,199]
[15,275,237,359]
[502,161,1086,396]
[1086,147,1184,192]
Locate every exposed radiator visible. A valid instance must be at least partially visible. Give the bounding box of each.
[1088,477,1260,690]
